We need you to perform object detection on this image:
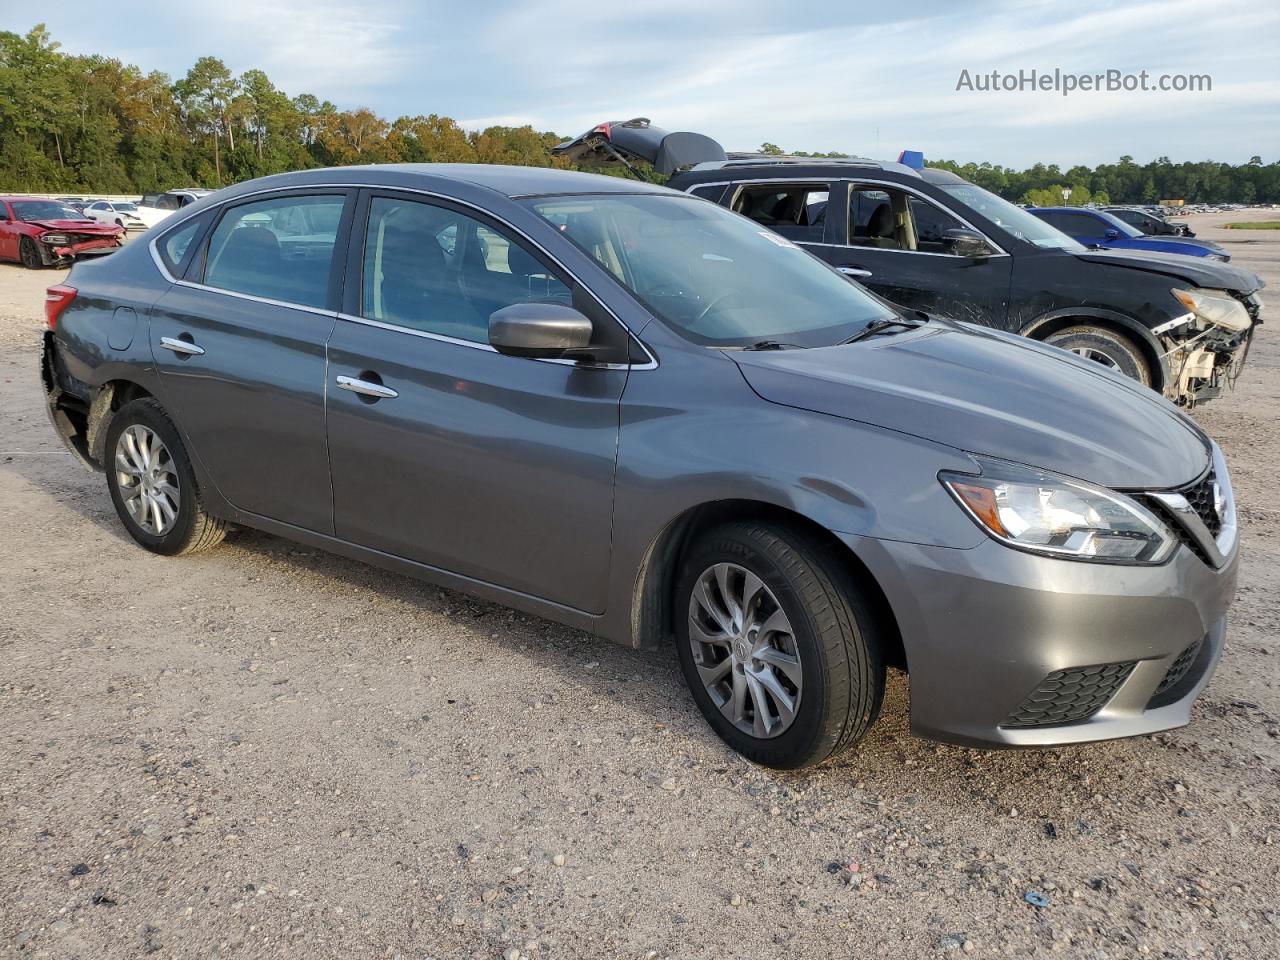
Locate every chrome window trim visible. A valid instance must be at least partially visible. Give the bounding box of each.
[148,181,658,370]
[172,279,336,317]
[685,176,1010,259]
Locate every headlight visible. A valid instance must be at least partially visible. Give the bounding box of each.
[40,233,69,245]
[1172,287,1250,332]
[940,457,1175,564]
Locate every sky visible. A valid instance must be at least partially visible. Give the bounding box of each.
[3,0,1278,167]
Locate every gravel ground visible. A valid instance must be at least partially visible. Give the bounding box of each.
[1,210,1278,960]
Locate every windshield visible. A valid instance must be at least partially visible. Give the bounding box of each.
[1095,210,1143,239]
[12,200,85,222]
[114,202,139,212]
[938,184,1084,252]
[525,193,896,347]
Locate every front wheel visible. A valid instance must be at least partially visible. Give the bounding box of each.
[19,236,44,269]
[674,522,885,769]
[1044,325,1152,386]
[105,398,226,555]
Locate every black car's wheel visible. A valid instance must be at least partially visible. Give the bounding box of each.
[105,398,226,556]
[675,521,885,769]
[19,237,44,269]
[1045,325,1152,386]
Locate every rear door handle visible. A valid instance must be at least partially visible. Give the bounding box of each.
[159,336,205,356]
[838,266,873,279]
[336,375,398,400]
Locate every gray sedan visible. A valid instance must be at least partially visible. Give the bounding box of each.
[40,165,1238,768]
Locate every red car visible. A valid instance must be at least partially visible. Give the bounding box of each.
[0,196,124,268]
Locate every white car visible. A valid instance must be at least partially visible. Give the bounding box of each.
[136,189,214,229]
[83,200,149,231]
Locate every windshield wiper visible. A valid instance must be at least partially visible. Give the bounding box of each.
[841,314,927,345]
[740,339,805,351]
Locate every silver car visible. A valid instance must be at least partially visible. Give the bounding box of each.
[40,165,1238,768]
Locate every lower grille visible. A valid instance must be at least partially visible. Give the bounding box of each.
[1001,662,1136,728]
[1155,638,1202,697]
[1147,634,1210,709]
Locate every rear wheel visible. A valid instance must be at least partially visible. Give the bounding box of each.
[674,521,885,769]
[105,398,226,556]
[19,237,43,269]
[1045,325,1152,386]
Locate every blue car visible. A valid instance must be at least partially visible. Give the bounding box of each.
[1030,207,1229,261]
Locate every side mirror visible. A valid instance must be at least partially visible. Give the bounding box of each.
[489,302,592,359]
[1103,228,1121,242]
[941,227,991,258]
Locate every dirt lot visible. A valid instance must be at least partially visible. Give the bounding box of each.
[1,211,1278,960]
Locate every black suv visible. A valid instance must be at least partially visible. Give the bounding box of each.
[555,120,1264,406]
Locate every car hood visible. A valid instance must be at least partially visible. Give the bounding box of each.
[1072,247,1262,293]
[732,321,1210,490]
[27,218,119,233]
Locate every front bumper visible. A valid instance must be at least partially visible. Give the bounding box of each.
[48,236,123,261]
[846,533,1238,748]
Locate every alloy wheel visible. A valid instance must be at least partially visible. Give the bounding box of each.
[1068,346,1121,370]
[687,562,802,739]
[115,424,181,535]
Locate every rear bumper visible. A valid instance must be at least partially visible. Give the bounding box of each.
[845,533,1237,748]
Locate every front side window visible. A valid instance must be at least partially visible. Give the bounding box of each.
[362,196,571,344]
[941,183,1084,251]
[527,193,896,349]
[203,194,344,308]
[732,184,830,243]
[908,196,968,252]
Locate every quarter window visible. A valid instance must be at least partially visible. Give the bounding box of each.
[157,216,207,277]
[203,195,345,308]
[361,197,571,344]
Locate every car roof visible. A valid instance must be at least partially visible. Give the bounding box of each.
[208,164,678,201]
[1032,206,1100,214]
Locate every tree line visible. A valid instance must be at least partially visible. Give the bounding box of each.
[3,24,1278,206]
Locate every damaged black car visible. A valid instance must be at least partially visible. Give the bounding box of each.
[554,120,1264,406]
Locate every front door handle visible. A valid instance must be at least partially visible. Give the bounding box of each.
[838,266,873,279]
[336,375,398,400]
[159,336,205,356]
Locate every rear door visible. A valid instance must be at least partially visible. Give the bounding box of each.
[149,189,353,533]
[324,190,632,613]
[812,181,1013,324]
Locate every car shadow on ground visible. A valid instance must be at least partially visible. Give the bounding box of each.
[8,444,1219,819]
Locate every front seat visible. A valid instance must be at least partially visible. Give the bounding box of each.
[863,203,901,249]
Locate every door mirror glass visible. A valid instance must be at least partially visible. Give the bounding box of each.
[489,303,592,359]
[942,227,991,258]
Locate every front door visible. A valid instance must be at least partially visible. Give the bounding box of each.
[150,190,352,533]
[325,191,630,613]
[813,182,1013,326]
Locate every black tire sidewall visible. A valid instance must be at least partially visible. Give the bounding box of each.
[674,525,854,768]
[104,399,201,555]
[1046,326,1151,386]
[20,237,43,269]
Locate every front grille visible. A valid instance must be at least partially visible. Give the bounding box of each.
[1001,662,1136,728]
[1141,498,1212,564]
[1181,470,1222,536]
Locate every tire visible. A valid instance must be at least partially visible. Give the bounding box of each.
[104,397,226,556]
[19,236,44,269]
[1044,325,1152,386]
[674,521,885,769]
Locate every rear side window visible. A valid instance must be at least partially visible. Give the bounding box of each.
[203,195,345,308]
[732,184,830,243]
[361,196,571,343]
[1047,212,1101,236]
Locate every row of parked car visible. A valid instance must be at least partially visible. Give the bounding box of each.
[37,121,1258,767]
[0,189,212,269]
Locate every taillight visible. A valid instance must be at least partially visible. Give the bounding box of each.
[45,285,77,330]
[592,122,612,140]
